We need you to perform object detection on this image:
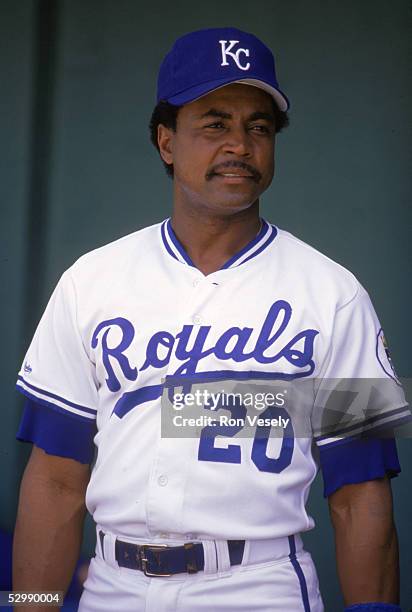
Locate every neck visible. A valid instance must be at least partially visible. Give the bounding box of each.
[171,201,261,275]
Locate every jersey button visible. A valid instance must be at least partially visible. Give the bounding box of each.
[192,278,200,287]
[157,474,168,487]
[193,315,202,325]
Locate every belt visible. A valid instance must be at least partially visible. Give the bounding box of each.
[99,530,245,576]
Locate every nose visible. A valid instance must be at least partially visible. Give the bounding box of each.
[223,126,251,157]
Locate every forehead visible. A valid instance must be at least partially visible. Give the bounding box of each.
[182,83,275,117]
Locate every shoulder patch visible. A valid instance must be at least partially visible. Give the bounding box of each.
[376,328,400,384]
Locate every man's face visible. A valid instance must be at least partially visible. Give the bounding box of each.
[158,83,277,216]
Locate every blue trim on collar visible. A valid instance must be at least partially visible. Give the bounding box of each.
[165,219,195,267]
[220,219,269,269]
[234,222,277,267]
[160,218,277,270]
[160,220,179,262]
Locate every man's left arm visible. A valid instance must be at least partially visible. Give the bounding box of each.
[328,476,399,607]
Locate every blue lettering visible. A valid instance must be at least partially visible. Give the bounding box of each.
[174,325,213,375]
[141,331,175,370]
[91,318,138,392]
[214,327,253,360]
[278,329,318,368]
[252,300,291,362]
[249,301,317,370]
[95,300,319,405]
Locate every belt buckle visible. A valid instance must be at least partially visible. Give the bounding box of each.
[140,544,172,577]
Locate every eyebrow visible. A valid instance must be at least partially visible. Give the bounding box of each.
[199,108,231,120]
[199,108,275,123]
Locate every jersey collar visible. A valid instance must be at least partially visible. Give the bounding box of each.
[160,218,277,270]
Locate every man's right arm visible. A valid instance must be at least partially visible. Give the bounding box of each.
[13,445,90,611]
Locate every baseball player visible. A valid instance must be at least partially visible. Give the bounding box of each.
[13,28,410,612]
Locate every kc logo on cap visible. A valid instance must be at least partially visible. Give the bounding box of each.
[219,40,251,71]
[156,27,290,111]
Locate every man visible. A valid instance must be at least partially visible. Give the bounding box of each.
[13,28,410,611]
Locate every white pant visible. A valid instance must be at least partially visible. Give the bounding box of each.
[79,531,324,612]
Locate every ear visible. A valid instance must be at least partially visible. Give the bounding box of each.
[157,124,174,165]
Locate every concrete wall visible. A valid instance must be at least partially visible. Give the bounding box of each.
[1,1,411,607]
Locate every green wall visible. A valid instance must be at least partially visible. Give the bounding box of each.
[2,1,411,608]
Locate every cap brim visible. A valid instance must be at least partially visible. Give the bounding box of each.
[165,77,290,111]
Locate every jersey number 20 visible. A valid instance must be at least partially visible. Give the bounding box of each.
[197,399,294,474]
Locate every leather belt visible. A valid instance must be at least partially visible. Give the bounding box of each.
[99,530,245,576]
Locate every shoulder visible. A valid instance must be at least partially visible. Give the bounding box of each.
[273,225,364,309]
[66,221,163,283]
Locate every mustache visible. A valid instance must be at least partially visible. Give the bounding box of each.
[206,160,262,183]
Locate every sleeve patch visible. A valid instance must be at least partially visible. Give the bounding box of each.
[376,328,401,385]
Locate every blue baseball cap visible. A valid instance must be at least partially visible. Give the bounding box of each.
[157,27,290,111]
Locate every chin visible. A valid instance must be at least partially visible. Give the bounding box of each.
[213,189,261,209]
[206,197,258,215]
[205,179,268,210]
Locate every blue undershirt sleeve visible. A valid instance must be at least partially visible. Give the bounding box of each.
[17,399,97,464]
[319,437,400,497]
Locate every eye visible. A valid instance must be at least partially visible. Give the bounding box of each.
[204,121,225,129]
[250,124,270,133]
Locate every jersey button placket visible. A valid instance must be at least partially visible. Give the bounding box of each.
[145,274,216,538]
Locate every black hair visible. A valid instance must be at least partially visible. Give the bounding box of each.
[149,97,289,178]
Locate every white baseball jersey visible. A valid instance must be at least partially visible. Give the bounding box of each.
[16,219,410,541]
